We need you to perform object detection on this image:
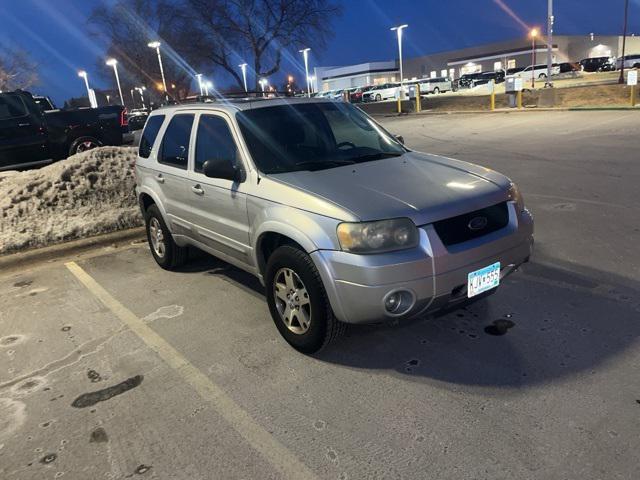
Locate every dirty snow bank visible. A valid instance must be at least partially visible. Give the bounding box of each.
[0,147,142,255]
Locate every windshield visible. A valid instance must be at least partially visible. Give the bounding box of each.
[235,102,406,173]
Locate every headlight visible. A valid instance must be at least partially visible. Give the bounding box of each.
[337,218,419,254]
[507,182,525,212]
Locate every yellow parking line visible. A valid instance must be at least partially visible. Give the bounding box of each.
[65,261,317,480]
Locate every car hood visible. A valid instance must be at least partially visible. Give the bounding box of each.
[267,151,512,225]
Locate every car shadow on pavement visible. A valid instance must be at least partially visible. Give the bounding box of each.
[317,259,640,387]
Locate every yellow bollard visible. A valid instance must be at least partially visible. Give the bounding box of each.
[490,91,496,111]
[517,90,523,109]
[631,85,637,107]
[416,84,422,112]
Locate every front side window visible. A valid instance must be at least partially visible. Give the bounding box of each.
[0,95,28,120]
[236,102,405,174]
[159,114,194,169]
[195,115,239,173]
[139,115,165,159]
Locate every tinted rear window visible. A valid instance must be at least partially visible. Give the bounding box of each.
[0,95,28,120]
[139,115,165,158]
[159,114,194,169]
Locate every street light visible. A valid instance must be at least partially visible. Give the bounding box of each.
[390,24,408,99]
[105,58,125,107]
[78,70,97,108]
[299,48,311,97]
[148,41,168,101]
[619,0,630,84]
[135,87,146,109]
[195,73,204,96]
[238,63,248,92]
[530,28,539,89]
[259,78,268,97]
[308,75,316,94]
[545,0,554,87]
[204,81,213,96]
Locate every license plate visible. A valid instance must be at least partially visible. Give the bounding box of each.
[467,262,501,298]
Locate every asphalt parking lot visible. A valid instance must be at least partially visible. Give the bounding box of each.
[1,111,639,479]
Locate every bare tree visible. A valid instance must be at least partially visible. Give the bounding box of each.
[89,0,191,103]
[174,0,341,91]
[0,47,39,92]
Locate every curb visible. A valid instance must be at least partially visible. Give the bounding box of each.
[0,227,146,272]
[374,106,639,117]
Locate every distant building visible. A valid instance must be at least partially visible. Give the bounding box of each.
[404,34,640,81]
[315,34,640,91]
[313,61,398,92]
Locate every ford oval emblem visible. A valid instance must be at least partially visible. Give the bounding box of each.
[468,216,488,231]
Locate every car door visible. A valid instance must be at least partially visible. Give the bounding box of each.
[185,112,251,266]
[153,112,195,236]
[0,93,49,170]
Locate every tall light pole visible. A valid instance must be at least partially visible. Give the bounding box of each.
[259,78,268,97]
[195,73,204,96]
[204,81,213,96]
[238,63,248,92]
[148,41,168,101]
[390,24,408,99]
[619,0,629,84]
[106,58,125,107]
[136,87,146,109]
[530,28,539,89]
[546,0,554,87]
[78,70,97,108]
[299,48,311,97]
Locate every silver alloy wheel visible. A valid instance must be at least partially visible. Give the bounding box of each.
[77,140,98,153]
[273,267,311,335]
[148,217,166,258]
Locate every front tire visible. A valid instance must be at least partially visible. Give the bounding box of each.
[375,94,382,102]
[433,87,440,94]
[144,204,187,270]
[265,246,344,354]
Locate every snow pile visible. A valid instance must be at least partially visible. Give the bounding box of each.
[0,147,143,255]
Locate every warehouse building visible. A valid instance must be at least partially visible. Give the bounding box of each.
[315,34,640,91]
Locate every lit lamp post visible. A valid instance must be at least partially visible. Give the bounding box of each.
[259,78,268,97]
[545,0,554,87]
[390,24,408,99]
[147,41,168,101]
[195,73,204,96]
[530,28,539,89]
[105,58,125,107]
[239,63,248,92]
[78,70,97,108]
[308,75,316,94]
[299,48,311,97]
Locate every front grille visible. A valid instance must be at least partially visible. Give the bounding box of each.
[433,202,509,247]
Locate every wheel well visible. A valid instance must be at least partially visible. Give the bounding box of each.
[138,193,155,213]
[257,232,304,275]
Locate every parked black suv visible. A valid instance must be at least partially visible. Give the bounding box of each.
[0,90,128,171]
[579,57,615,72]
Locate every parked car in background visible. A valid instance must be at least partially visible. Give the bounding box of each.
[457,73,484,89]
[506,67,525,76]
[579,56,615,72]
[136,97,534,353]
[417,77,453,94]
[616,54,640,70]
[556,62,581,73]
[514,63,560,81]
[0,90,128,171]
[362,83,400,102]
[476,71,506,86]
[128,108,149,131]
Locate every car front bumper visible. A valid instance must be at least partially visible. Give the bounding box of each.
[312,203,534,324]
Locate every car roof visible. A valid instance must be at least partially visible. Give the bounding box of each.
[150,96,337,116]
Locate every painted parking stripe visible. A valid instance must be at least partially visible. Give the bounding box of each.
[65,261,317,480]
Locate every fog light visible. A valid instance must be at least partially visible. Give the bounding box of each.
[383,290,415,316]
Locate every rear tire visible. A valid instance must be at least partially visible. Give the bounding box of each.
[265,245,345,354]
[538,73,547,79]
[68,136,101,156]
[144,204,187,270]
[433,87,440,94]
[375,94,382,102]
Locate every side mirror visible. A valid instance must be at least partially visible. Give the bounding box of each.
[394,135,405,145]
[202,158,244,182]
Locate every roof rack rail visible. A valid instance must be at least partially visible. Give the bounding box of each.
[177,90,307,104]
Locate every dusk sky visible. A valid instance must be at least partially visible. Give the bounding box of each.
[1,0,639,104]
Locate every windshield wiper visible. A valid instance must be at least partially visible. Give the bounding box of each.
[347,152,403,163]
[295,159,356,171]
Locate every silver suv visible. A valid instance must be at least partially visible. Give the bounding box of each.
[135,98,533,353]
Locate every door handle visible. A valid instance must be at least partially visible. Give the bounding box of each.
[18,123,31,127]
[191,185,204,196]
[156,174,165,184]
